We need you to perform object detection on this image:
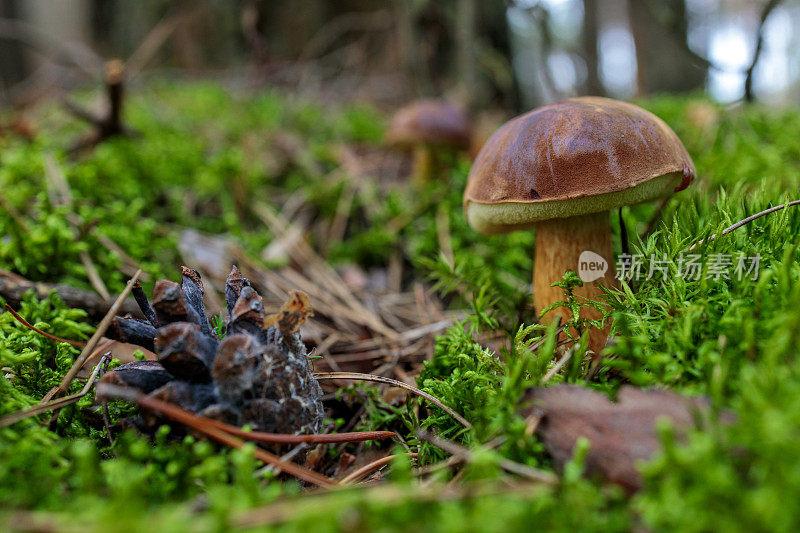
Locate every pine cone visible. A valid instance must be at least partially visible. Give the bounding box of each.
[101,266,324,435]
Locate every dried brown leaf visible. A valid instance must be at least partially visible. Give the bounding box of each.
[521,384,728,492]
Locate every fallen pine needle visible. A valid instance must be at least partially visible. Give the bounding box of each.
[96,383,336,488]
[0,355,109,428]
[55,270,141,397]
[3,303,87,347]
[687,199,800,251]
[200,416,397,444]
[314,371,472,429]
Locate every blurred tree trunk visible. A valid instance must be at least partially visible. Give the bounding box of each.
[0,0,25,91]
[477,0,521,111]
[394,0,429,97]
[394,0,519,110]
[19,0,91,69]
[745,0,783,102]
[582,0,604,96]
[456,0,477,103]
[628,0,706,94]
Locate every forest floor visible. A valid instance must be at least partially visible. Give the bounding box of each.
[2,82,800,531]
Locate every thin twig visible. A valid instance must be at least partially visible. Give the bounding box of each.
[315,371,472,429]
[416,429,557,484]
[125,9,187,76]
[54,270,141,396]
[3,303,87,348]
[257,443,309,478]
[95,234,149,280]
[541,346,574,385]
[79,251,110,300]
[96,383,336,488]
[42,152,72,204]
[687,200,800,251]
[340,453,418,485]
[414,454,463,478]
[530,322,567,352]
[0,355,109,427]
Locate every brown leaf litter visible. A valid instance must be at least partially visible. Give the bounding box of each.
[521,384,734,492]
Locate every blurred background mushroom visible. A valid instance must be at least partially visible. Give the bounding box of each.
[384,99,471,186]
[463,96,695,355]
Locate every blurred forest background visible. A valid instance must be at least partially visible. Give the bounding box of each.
[0,0,798,114]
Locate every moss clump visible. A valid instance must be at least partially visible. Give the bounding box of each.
[3,87,800,530]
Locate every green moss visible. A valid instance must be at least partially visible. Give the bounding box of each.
[3,87,800,530]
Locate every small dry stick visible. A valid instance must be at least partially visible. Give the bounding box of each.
[687,200,800,251]
[340,453,419,485]
[416,429,557,484]
[96,383,336,488]
[66,59,132,153]
[540,345,575,384]
[54,270,141,397]
[530,322,566,352]
[124,9,187,75]
[314,371,472,429]
[0,355,109,427]
[415,436,508,478]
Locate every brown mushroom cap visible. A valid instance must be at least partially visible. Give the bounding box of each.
[385,100,471,150]
[464,97,695,234]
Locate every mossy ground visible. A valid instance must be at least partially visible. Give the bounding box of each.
[1,85,800,531]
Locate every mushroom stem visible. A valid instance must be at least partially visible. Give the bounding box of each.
[412,145,436,187]
[533,211,617,357]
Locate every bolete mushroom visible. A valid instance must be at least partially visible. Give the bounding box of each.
[463,97,695,354]
[385,99,471,186]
